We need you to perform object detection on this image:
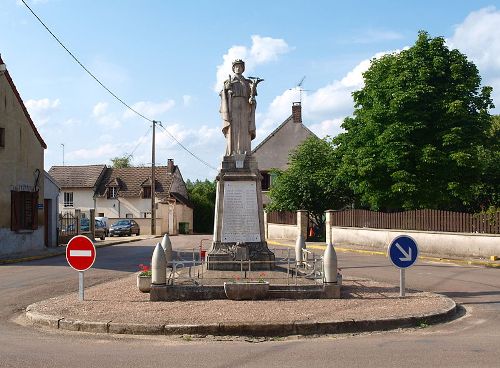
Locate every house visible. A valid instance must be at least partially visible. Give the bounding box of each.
[48,165,107,215]
[0,55,47,257]
[49,159,193,235]
[252,102,317,204]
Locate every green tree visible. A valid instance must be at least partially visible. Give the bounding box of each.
[186,179,216,234]
[337,31,495,211]
[111,155,132,168]
[266,136,353,230]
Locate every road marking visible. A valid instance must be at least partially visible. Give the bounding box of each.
[69,250,92,257]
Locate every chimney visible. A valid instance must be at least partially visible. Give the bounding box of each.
[167,159,174,173]
[292,102,302,124]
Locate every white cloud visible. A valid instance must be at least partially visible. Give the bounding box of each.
[448,6,500,111]
[250,35,291,63]
[123,99,175,119]
[25,98,60,126]
[92,102,108,117]
[71,143,121,160]
[309,118,344,137]
[91,102,121,128]
[214,35,292,91]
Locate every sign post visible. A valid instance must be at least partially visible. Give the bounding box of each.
[66,235,96,301]
[388,235,419,297]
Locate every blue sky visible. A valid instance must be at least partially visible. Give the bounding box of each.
[2,0,500,181]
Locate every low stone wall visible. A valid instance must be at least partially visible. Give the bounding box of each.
[267,223,298,240]
[330,227,500,258]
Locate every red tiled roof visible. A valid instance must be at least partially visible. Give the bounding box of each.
[0,55,47,149]
[48,165,107,188]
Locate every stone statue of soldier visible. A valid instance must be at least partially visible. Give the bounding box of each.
[220,59,263,156]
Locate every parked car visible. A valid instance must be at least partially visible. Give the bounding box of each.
[95,216,109,236]
[109,219,140,237]
[94,219,106,240]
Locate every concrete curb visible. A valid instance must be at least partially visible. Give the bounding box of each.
[25,297,457,337]
[0,236,162,265]
[267,240,500,269]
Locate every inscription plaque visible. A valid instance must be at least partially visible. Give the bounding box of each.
[221,181,261,242]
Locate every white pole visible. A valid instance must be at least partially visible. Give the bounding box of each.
[79,271,84,301]
[400,268,405,297]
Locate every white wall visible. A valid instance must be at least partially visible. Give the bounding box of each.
[330,227,500,259]
[59,189,95,214]
[96,197,154,218]
[267,223,298,240]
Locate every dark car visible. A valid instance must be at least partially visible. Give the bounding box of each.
[109,219,140,237]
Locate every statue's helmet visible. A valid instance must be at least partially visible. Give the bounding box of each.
[232,59,245,71]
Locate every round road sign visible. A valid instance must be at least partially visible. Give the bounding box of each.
[388,235,419,269]
[66,235,96,271]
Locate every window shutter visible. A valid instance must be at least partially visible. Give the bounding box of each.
[11,191,20,231]
[32,191,39,230]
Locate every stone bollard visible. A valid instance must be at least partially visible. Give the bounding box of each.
[323,242,338,283]
[151,242,166,285]
[295,234,306,267]
[161,234,173,267]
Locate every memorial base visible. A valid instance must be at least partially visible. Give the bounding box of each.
[208,154,275,271]
[207,241,275,271]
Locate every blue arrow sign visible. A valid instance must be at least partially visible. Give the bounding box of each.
[388,235,419,269]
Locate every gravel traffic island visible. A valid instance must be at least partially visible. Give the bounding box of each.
[25,273,457,337]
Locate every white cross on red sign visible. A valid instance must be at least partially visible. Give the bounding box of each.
[66,235,96,271]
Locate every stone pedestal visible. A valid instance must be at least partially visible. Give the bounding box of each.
[207,154,275,270]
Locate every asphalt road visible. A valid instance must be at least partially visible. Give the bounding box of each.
[0,235,499,368]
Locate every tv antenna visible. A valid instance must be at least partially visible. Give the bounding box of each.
[289,76,309,103]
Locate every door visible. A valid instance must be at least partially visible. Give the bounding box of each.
[44,199,49,247]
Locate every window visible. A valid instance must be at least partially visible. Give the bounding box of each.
[107,186,118,199]
[98,213,104,217]
[11,191,38,231]
[261,171,271,191]
[125,213,133,219]
[63,192,74,207]
[142,186,151,199]
[0,127,5,148]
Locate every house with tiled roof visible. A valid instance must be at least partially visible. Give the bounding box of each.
[0,55,47,257]
[48,164,107,214]
[49,159,193,235]
[252,102,317,205]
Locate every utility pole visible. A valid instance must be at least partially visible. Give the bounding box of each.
[61,143,65,166]
[151,121,157,235]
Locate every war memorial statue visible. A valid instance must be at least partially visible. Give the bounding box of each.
[207,59,275,270]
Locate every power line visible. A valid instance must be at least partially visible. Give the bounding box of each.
[156,123,217,170]
[125,125,152,160]
[21,0,216,171]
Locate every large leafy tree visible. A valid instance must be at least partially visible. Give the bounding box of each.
[337,31,495,211]
[186,179,216,234]
[267,136,353,229]
[111,155,132,168]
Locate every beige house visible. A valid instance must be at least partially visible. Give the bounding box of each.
[252,102,317,204]
[0,55,47,257]
[49,159,193,235]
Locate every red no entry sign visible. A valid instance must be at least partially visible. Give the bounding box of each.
[66,235,96,271]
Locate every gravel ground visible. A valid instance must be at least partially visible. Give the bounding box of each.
[30,273,452,325]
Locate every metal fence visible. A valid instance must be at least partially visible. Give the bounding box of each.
[164,247,324,286]
[329,209,500,234]
[267,211,297,225]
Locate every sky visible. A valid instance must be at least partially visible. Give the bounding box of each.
[1,0,500,181]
